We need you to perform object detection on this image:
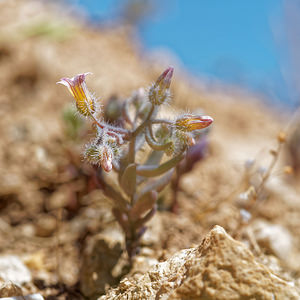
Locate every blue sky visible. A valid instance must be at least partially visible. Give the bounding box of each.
[70,0,296,104]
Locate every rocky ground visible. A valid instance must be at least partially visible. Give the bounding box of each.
[0,1,300,299]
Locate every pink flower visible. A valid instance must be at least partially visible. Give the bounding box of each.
[57,73,95,117]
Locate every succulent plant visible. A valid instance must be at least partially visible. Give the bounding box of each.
[57,67,213,259]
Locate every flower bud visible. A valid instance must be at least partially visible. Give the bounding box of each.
[175,114,213,132]
[148,67,174,105]
[84,143,114,172]
[155,67,173,90]
[101,146,113,172]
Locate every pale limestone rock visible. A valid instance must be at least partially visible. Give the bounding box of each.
[99,225,300,300]
[0,256,31,286]
[252,219,293,260]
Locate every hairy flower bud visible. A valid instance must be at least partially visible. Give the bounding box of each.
[155,67,173,90]
[101,146,113,172]
[175,114,213,132]
[84,143,115,172]
[57,73,96,117]
[148,67,173,105]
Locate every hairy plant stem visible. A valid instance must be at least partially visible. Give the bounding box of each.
[128,104,155,163]
[86,100,129,143]
[122,104,159,259]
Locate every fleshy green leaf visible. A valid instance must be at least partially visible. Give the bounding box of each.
[136,151,185,177]
[138,169,174,198]
[130,190,157,220]
[120,163,137,197]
